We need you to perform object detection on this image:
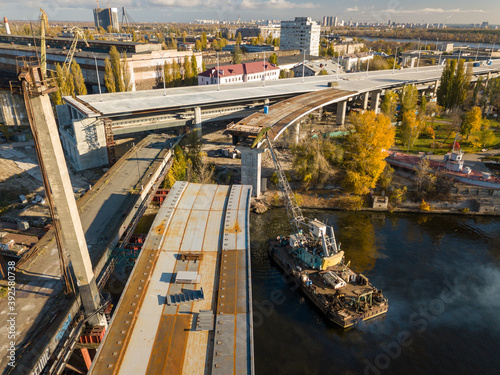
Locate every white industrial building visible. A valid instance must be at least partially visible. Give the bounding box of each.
[198,61,280,86]
[280,17,321,56]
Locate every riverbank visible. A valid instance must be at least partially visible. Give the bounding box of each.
[252,187,500,217]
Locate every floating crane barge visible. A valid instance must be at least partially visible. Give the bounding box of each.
[263,134,388,328]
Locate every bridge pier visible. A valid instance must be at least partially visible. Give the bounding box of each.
[193,106,202,136]
[238,147,266,197]
[433,80,439,96]
[370,90,381,113]
[362,92,369,110]
[294,121,300,144]
[336,100,347,125]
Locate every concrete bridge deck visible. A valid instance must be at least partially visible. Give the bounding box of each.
[0,134,179,374]
[90,182,254,375]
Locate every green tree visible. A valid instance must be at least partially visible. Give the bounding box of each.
[380,90,398,121]
[461,106,482,139]
[233,45,242,64]
[236,32,242,46]
[437,59,456,108]
[71,60,87,96]
[104,57,116,93]
[449,59,469,108]
[268,53,278,65]
[291,138,343,188]
[343,111,395,195]
[399,85,418,116]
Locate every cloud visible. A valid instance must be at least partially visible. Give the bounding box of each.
[382,8,485,14]
[240,0,318,10]
[346,6,359,12]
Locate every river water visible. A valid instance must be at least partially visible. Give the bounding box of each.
[251,209,500,375]
[359,37,496,50]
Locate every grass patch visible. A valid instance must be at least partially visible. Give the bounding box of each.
[395,117,500,155]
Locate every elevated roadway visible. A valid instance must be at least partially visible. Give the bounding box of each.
[90,182,254,375]
[61,61,500,170]
[0,134,179,374]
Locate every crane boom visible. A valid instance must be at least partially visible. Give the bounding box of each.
[63,27,89,71]
[265,134,306,239]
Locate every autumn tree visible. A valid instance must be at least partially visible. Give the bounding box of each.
[291,138,343,188]
[343,111,395,195]
[182,57,192,83]
[268,53,278,65]
[109,46,124,92]
[380,90,398,121]
[194,40,202,51]
[171,59,181,86]
[162,145,187,188]
[122,54,132,91]
[191,55,198,79]
[164,62,173,87]
[461,106,482,139]
[104,58,116,93]
[71,60,87,96]
[233,45,242,64]
[201,32,207,50]
[236,32,242,46]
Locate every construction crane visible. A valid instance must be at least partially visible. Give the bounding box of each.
[40,9,48,77]
[39,9,89,75]
[264,133,339,260]
[63,26,89,70]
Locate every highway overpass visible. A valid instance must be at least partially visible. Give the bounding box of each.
[60,61,500,170]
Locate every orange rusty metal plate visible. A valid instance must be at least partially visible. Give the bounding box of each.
[146,314,190,375]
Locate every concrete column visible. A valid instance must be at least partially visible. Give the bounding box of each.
[433,80,439,96]
[31,94,106,327]
[193,106,202,135]
[238,147,266,198]
[294,121,300,144]
[485,72,491,89]
[362,92,369,110]
[318,107,323,121]
[370,90,381,113]
[336,100,347,126]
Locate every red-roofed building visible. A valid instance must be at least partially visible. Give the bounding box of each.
[198,61,280,86]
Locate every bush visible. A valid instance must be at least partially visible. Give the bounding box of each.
[460,207,470,214]
[337,195,364,210]
[390,187,407,204]
[420,199,431,211]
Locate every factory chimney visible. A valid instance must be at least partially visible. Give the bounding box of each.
[3,17,11,34]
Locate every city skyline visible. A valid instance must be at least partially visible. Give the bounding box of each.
[1,0,499,24]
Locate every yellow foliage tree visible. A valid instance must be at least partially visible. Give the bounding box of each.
[343,111,395,195]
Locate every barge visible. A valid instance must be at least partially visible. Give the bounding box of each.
[268,220,388,328]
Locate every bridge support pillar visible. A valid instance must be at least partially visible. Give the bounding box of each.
[370,90,381,113]
[294,121,300,144]
[485,72,491,89]
[362,93,369,110]
[336,100,347,126]
[433,80,439,96]
[318,107,323,121]
[238,147,266,198]
[194,106,202,136]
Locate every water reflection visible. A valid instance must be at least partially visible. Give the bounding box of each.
[250,209,500,375]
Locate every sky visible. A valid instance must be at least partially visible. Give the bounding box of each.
[1,0,498,24]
